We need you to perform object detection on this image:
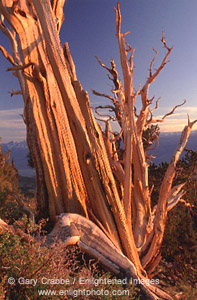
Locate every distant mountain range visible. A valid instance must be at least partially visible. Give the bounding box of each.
[1,130,197,177]
[150,130,197,165]
[1,140,35,177]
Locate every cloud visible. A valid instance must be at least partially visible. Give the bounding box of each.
[151,106,197,132]
[0,105,196,143]
[0,108,26,142]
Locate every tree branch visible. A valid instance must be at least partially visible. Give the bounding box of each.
[8,88,22,96]
[95,56,122,91]
[0,45,15,65]
[137,34,173,135]
[161,100,186,120]
[9,192,35,224]
[142,117,197,268]
[45,213,172,300]
[92,89,116,102]
[148,33,173,85]
[149,48,157,78]
[63,42,77,80]
[51,0,66,32]
[146,100,186,126]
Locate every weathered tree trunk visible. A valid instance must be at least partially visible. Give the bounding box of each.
[0,1,196,299]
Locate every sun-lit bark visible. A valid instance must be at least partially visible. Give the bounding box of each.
[0,1,196,299]
[92,1,196,292]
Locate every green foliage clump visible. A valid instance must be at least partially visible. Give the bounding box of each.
[142,124,160,152]
[0,142,18,192]
[0,141,21,223]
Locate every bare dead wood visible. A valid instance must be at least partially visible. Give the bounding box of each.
[146,100,186,126]
[115,3,134,233]
[9,192,35,223]
[44,213,172,300]
[0,2,195,299]
[63,42,77,80]
[142,117,197,268]
[51,0,65,32]
[71,80,144,275]
[95,56,122,91]
[0,45,15,65]
[8,88,22,96]
[167,183,186,211]
[136,35,173,136]
[115,3,152,251]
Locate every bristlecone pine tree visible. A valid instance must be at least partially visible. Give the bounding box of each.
[0,1,196,299]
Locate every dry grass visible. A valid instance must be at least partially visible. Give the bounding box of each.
[0,223,139,300]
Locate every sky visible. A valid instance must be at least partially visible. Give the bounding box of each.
[0,0,196,142]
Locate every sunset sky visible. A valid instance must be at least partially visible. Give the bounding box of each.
[0,0,196,142]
